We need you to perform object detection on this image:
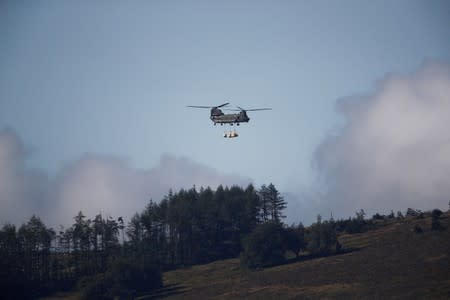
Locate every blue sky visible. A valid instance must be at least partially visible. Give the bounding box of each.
[1,1,450,225]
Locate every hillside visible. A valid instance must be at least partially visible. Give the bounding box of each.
[148,213,450,299]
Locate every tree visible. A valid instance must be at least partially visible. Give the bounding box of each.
[267,183,287,223]
[388,210,395,219]
[18,216,55,283]
[103,216,119,250]
[355,209,366,221]
[431,209,443,231]
[78,257,162,300]
[72,212,90,252]
[118,217,125,245]
[0,223,22,299]
[306,219,337,255]
[258,184,271,222]
[71,212,91,276]
[241,222,287,269]
[127,213,143,247]
[258,183,287,223]
[242,184,261,233]
[406,208,422,218]
[1,183,298,298]
[285,223,305,259]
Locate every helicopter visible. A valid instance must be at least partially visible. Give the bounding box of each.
[187,102,272,126]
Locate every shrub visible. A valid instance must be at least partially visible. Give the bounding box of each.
[78,257,162,300]
[406,208,420,217]
[388,210,395,219]
[406,208,426,219]
[107,257,162,293]
[413,225,423,234]
[241,222,287,269]
[285,224,305,259]
[372,213,385,220]
[306,220,337,255]
[431,209,443,231]
[78,273,112,300]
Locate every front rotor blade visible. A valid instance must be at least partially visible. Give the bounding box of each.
[187,105,213,109]
[217,102,230,108]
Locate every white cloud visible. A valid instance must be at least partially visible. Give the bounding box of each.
[0,130,250,227]
[312,61,450,218]
[0,129,47,224]
[52,154,250,226]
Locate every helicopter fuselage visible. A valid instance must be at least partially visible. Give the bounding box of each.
[210,110,250,125]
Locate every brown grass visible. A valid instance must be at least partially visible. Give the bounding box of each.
[158,212,450,299]
[44,212,450,299]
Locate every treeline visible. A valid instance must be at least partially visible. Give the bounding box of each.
[242,215,345,269]
[0,213,131,299]
[241,207,448,269]
[2,182,445,299]
[126,183,286,267]
[0,183,287,299]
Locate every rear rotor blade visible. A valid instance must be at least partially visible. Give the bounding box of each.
[226,106,272,111]
[245,108,272,111]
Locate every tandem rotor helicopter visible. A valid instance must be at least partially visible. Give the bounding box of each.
[187,102,272,138]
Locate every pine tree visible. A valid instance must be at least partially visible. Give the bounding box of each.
[258,184,271,222]
[267,183,287,223]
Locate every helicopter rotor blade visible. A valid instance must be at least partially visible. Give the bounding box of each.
[234,106,272,111]
[187,105,213,109]
[217,102,230,108]
[244,108,272,111]
[224,107,272,112]
[187,102,229,109]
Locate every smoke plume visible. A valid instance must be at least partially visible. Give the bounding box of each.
[312,61,450,219]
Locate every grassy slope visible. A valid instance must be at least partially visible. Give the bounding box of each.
[149,213,450,299]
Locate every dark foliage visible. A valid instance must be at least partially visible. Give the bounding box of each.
[431,209,444,231]
[0,216,57,299]
[125,184,265,268]
[406,208,424,219]
[78,257,162,300]
[372,213,385,220]
[305,216,337,255]
[241,222,287,269]
[0,183,282,298]
[5,181,442,298]
[258,184,287,223]
[334,210,374,234]
[285,223,305,258]
[413,225,423,234]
